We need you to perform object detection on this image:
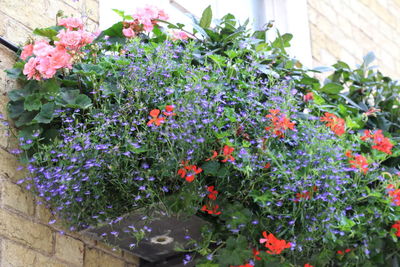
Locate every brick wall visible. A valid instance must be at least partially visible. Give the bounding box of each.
[0,1,139,266]
[308,0,400,78]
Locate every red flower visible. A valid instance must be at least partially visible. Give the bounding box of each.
[221,145,235,162]
[337,249,351,255]
[387,184,400,206]
[320,112,345,136]
[207,186,218,200]
[230,264,253,267]
[253,248,261,260]
[201,204,221,215]
[177,161,202,182]
[147,109,165,126]
[294,191,311,202]
[294,186,317,202]
[348,154,369,174]
[265,109,295,138]
[361,130,393,154]
[205,150,218,161]
[304,264,314,267]
[264,162,271,169]
[392,221,400,237]
[259,232,291,255]
[163,105,176,116]
[345,150,353,158]
[205,146,235,163]
[303,92,314,102]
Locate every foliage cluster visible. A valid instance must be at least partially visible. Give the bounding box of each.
[4,6,400,267]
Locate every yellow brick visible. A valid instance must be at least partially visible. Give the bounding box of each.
[122,250,140,265]
[0,148,21,182]
[35,201,54,224]
[0,209,53,253]
[55,234,84,266]
[1,0,80,30]
[0,11,33,46]
[84,247,125,267]
[0,180,35,216]
[1,239,67,267]
[61,0,99,22]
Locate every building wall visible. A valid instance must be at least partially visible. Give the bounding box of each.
[308,0,400,78]
[0,1,139,266]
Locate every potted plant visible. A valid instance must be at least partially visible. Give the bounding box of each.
[5,5,400,267]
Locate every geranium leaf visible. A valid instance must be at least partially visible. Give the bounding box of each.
[199,5,212,29]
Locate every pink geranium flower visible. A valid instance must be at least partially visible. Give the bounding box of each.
[58,17,84,30]
[33,40,53,57]
[122,28,136,38]
[20,44,33,60]
[23,57,41,80]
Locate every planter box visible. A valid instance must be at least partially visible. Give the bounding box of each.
[81,209,208,265]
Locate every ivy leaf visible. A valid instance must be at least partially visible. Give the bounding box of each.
[199,5,212,29]
[33,102,55,124]
[24,94,42,111]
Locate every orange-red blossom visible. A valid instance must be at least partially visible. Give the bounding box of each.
[206,145,235,163]
[177,161,202,182]
[265,109,295,138]
[320,112,346,136]
[259,232,291,255]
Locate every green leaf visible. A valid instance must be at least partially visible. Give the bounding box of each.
[199,5,212,29]
[42,78,60,93]
[313,66,335,72]
[56,89,92,109]
[24,94,42,111]
[256,64,280,78]
[8,100,25,119]
[112,9,133,20]
[224,107,236,122]
[339,216,356,232]
[201,161,220,176]
[95,22,126,44]
[320,83,343,94]
[208,54,226,67]
[197,264,219,267]
[8,88,31,101]
[74,94,92,109]
[17,125,42,149]
[33,102,55,124]
[15,111,38,127]
[33,27,59,39]
[5,68,23,79]
[271,32,293,51]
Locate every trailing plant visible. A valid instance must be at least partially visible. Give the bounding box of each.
[4,5,400,267]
